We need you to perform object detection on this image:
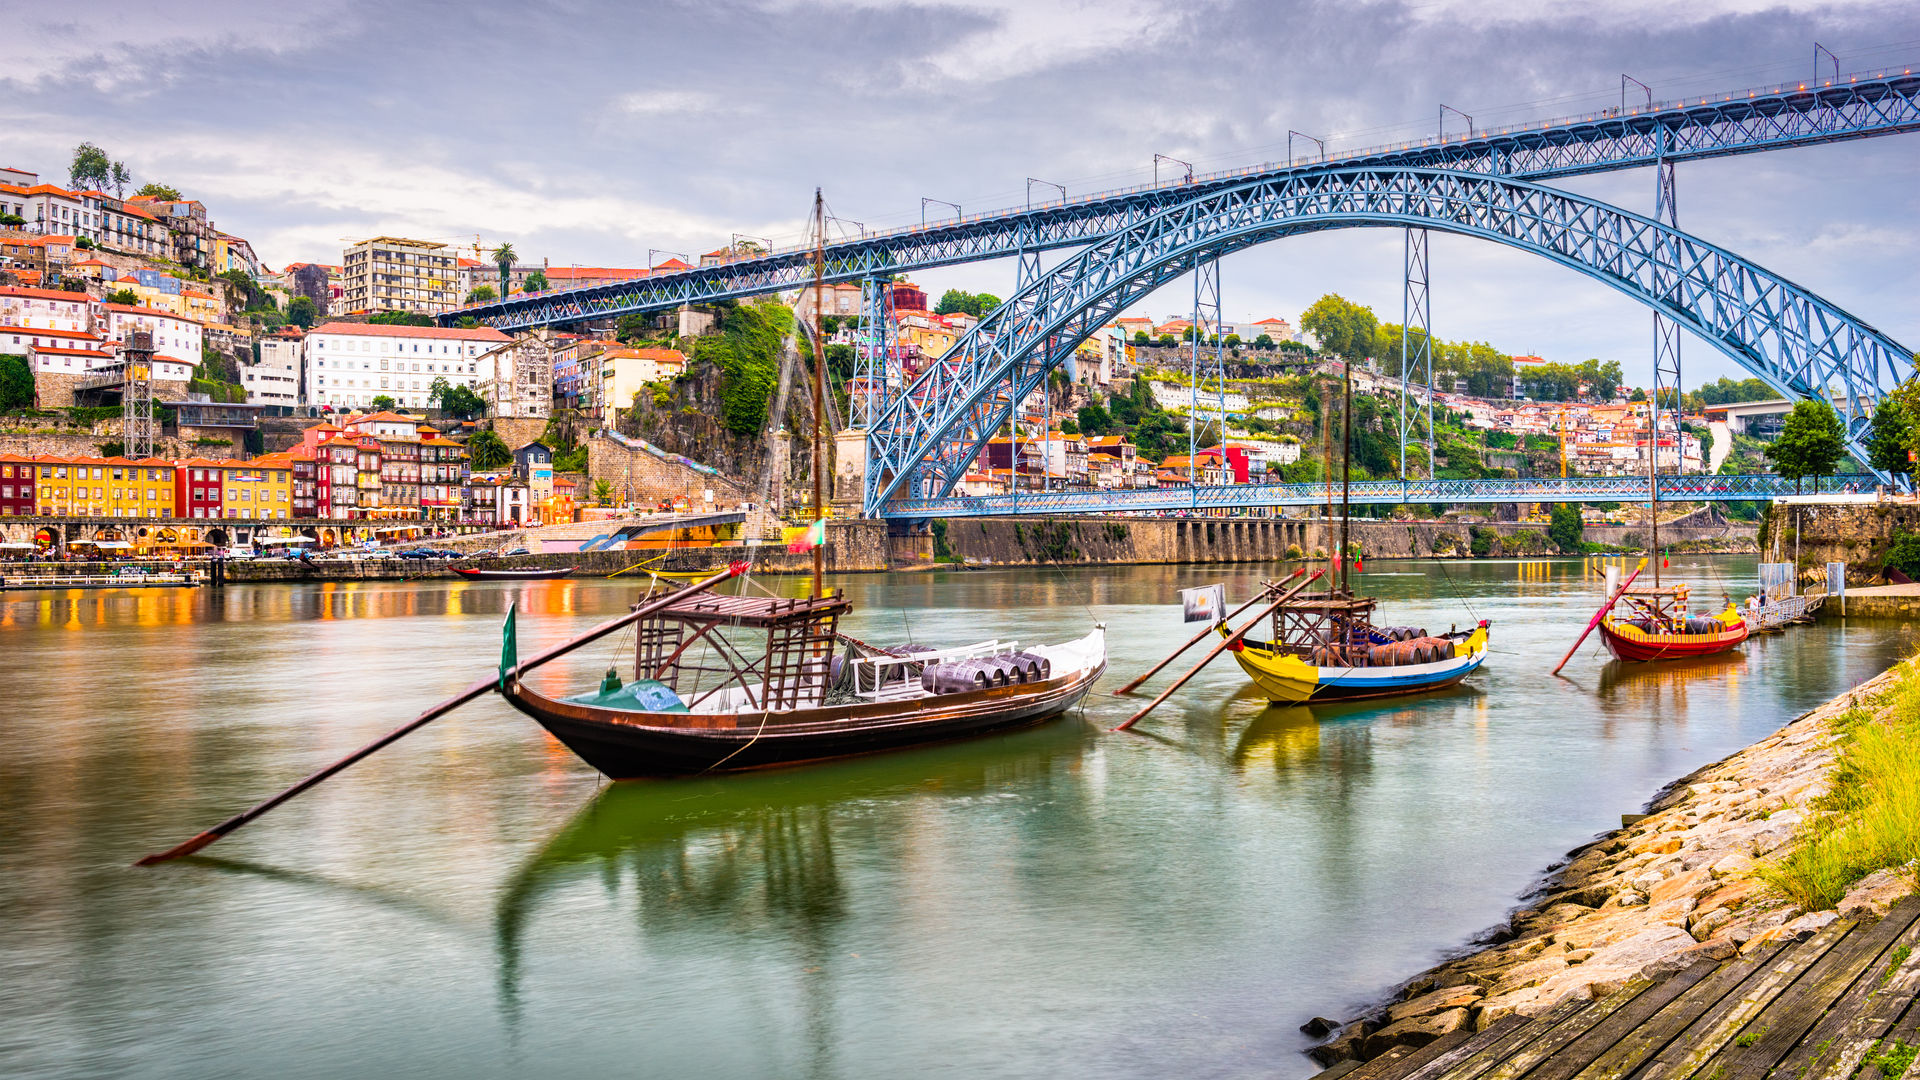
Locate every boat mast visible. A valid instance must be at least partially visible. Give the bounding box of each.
[1648,396,1659,589]
[810,188,827,600]
[1340,361,1353,595]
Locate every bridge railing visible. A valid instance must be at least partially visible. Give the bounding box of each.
[881,473,1879,518]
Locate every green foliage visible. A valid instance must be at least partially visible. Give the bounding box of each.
[0,213,22,227]
[615,312,650,343]
[1760,661,1920,911]
[367,311,433,327]
[75,237,94,250]
[1057,417,1079,435]
[1469,525,1498,557]
[369,395,397,411]
[1696,376,1776,406]
[136,182,183,201]
[103,287,139,306]
[930,519,956,561]
[521,270,548,293]
[97,440,125,457]
[466,285,496,304]
[286,295,317,328]
[1868,384,1915,478]
[933,289,1001,317]
[1864,1039,1917,1079]
[1254,334,1274,349]
[467,430,512,470]
[1077,402,1112,435]
[591,477,613,504]
[1765,399,1847,488]
[427,376,486,419]
[1548,503,1585,553]
[1132,331,1149,346]
[191,437,232,447]
[1629,387,1647,402]
[1224,334,1241,348]
[70,142,112,189]
[1,354,35,410]
[689,298,791,437]
[1300,293,1379,359]
[1513,358,1624,401]
[1885,532,1920,580]
[1157,334,1176,347]
[552,444,588,473]
[491,243,516,293]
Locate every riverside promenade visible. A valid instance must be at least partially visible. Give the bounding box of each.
[1308,659,1920,1077]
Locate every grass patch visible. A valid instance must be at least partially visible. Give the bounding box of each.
[1735,1028,1765,1048]
[1883,944,1912,988]
[1758,660,1920,912]
[1864,1038,1916,1078]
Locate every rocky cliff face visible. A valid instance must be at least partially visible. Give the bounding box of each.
[1760,500,1916,584]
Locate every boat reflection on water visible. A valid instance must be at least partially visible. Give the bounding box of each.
[492,720,1092,1022]
[1230,683,1483,781]
[1596,649,1746,697]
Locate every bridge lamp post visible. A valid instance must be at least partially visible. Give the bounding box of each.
[730,233,772,257]
[1621,75,1652,114]
[648,248,691,268]
[1025,178,1066,210]
[921,198,961,228]
[1154,154,1193,187]
[825,215,865,240]
[1286,131,1325,166]
[1439,104,1474,140]
[1814,42,1840,84]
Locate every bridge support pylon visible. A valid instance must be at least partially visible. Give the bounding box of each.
[1400,227,1435,483]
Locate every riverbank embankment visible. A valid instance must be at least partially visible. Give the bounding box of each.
[1307,656,1920,1068]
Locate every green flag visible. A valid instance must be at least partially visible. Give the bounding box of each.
[499,602,518,691]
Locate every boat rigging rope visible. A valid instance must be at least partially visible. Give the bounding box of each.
[701,708,773,773]
[1431,553,1481,624]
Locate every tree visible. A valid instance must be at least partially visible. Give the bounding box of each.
[1629,387,1647,402]
[1548,503,1585,553]
[75,237,94,250]
[135,182,182,201]
[932,289,1000,317]
[466,284,496,304]
[1157,333,1175,347]
[1300,293,1379,360]
[521,270,548,293]
[109,161,131,197]
[0,354,33,411]
[1132,331,1149,346]
[104,288,139,306]
[467,430,513,470]
[70,143,112,190]
[592,478,614,505]
[1765,399,1847,491]
[286,295,317,328]
[1077,402,1112,435]
[1058,417,1079,435]
[370,395,398,411]
[1224,334,1241,348]
[0,213,21,227]
[616,312,650,343]
[368,311,433,327]
[1867,386,1915,480]
[429,376,486,419]
[491,242,516,295]
[1254,334,1274,349]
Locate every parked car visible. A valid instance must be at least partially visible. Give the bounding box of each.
[502,547,532,557]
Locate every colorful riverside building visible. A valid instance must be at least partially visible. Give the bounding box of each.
[0,454,178,517]
[173,459,227,519]
[218,454,293,519]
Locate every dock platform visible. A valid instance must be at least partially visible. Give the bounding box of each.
[1336,897,1920,1080]
[0,572,203,590]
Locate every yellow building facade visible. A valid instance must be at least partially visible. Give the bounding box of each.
[219,454,294,519]
[19,456,175,517]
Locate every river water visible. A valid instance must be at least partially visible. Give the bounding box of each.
[2,557,1913,1079]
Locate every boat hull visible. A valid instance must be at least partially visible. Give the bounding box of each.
[500,643,1106,777]
[453,567,577,580]
[1226,625,1490,705]
[1598,617,1747,662]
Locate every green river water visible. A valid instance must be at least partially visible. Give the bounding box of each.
[1,556,1913,1079]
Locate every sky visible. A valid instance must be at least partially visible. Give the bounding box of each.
[3,0,1918,389]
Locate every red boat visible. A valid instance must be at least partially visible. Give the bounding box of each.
[1598,583,1748,662]
[453,566,577,581]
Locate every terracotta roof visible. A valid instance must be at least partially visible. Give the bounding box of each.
[0,325,101,340]
[310,321,509,342]
[29,346,113,358]
[0,286,92,302]
[102,303,202,325]
[345,411,418,425]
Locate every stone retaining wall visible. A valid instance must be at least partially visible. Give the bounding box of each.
[585,433,751,508]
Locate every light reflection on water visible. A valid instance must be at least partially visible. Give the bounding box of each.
[0,557,1912,1079]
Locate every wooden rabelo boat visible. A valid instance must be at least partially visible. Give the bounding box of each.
[453,566,577,581]
[1223,586,1490,705]
[1597,581,1747,662]
[497,584,1106,777]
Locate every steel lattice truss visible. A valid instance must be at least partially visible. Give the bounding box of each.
[448,74,1920,332]
[863,168,1913,514]
[890,473,1876,517]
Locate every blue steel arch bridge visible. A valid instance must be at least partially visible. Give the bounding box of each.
[446,66,1920,518]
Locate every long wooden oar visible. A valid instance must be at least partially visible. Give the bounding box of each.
[136,562,750,866]
[1551,557,1647,675]
[1113,569,1324,731]
[1111,567,1307,695]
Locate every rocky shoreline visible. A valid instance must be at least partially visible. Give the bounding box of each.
[1304,660,1919,1068]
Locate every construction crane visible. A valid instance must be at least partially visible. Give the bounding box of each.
[1557,405,1571,478]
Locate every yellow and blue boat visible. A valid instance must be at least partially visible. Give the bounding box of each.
[1220,590,1490,705]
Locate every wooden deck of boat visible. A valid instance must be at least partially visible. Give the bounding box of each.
[1326,897,1920,1080]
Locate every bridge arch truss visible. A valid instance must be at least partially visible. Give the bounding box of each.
[864,167,1913,515]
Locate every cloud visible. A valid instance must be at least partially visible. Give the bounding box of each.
[615,91,724,116]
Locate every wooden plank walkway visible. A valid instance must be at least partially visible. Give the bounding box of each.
[1357,897,1920,1080]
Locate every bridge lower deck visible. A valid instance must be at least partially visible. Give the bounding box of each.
[1333,896,1920,1080]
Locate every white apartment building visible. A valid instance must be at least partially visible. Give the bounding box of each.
[246,329,305,409]
[474,332,554,419]
[0,285,93,333]
[99,303,203,364]
[303,322,511,411]
[340,237,461,314]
